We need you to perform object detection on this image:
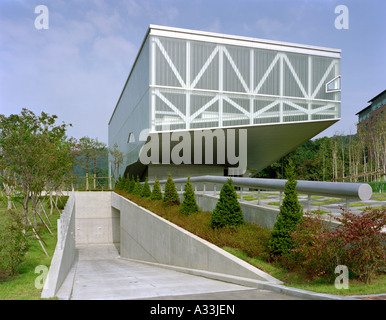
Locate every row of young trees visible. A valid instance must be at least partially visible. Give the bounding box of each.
[115,162,385,284]
[71,140,123,191]
[71,136,108,190]
[115,174,200,215]
[0,109,115,260]
[115,174,244,227]
[0,109,74,255]
[255,125,385,183]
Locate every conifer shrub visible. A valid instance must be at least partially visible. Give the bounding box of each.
[115,175,124,190]
[150,177,163,200]
[124,176,131,192]
[163,174,180,206]
[141,178,151,198]
[180,177,200,215]
[128,176,136,193]
[132,176,143,195]
[210,178,244,229]
[269,159,303,256]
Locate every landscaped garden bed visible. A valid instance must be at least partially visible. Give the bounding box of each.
[115,169,386,296]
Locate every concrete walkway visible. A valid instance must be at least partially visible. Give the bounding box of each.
[59,244,303,300]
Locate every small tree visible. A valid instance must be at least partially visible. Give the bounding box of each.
[127,176,136,193]
[79,136,93,190]
[269,159,303,256]
[180,177,199,215]
[150,178,163,200]
[333,207,386,284]
[0,211,30,279]
[114,175,123,191]
[163,174,180,206]
[109,143,123,188]
[210,178,244,228]
[124,175,131,192]
[132,176,142,195]
[141,178,151,198]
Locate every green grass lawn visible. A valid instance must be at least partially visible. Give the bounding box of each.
[0,198,63,300]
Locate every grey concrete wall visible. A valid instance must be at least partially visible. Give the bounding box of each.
[113,192,281,283]
[75,192,119,245]
[41,193,76,299]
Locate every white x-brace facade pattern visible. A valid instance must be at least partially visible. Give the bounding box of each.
[150,36,340,131]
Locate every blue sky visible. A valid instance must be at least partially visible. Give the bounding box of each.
[0,0,385,144]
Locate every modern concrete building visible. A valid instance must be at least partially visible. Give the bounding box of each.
[108,25,341,181]
[355,89,386,160]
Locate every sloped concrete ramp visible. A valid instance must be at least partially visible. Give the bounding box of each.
[62,244,301,300]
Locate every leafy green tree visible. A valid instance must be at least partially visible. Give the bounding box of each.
[269,159,303,256]
[163,174,180,206]
[0,211,30,279]
[150,177,162,200]
[109,143,123,188]
[141,178,151,198]
[0,109,73,225]
[210,178,244,229]
[132,176,142,195]
[90,138,107,189]
[78,136,93,190]
[180,177,200,215]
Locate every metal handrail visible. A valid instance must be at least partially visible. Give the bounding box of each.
[146,175,373,205]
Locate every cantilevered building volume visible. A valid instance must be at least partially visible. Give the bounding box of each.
[108,25,341,181]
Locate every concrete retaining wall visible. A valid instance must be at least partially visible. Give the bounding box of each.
[112,192,281,283]
[41,193,76,299]
[75,192,119,245]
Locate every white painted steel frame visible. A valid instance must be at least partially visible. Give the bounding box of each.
[149,26,341,131]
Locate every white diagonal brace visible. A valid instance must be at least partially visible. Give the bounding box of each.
[283,100,309,114]
[190,95,219,121]
[282,54,309,98]
[223,47,250,93]
[154,37,186,87]
[311,60,338,99]
[254,53,281,94]
[223,96,250,117]
[253,100,281,118]
[309,103,336,114]
[155,90,186,122]
[191,46,220,88]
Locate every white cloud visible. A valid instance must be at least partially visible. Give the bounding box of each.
[207,18,222,33]
[92,35,137,70]
[255,18,289,39]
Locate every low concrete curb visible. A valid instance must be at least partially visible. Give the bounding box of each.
[120,258,358,300]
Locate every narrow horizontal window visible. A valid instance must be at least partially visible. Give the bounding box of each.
[325,75,341,93]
